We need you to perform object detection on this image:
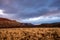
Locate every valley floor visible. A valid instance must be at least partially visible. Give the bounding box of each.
[0,28,60,40]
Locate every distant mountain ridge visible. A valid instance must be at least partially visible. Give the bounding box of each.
[36,22,60,27]
[0,18,11,21]
[0,18,60,28]
[0,18,34,28]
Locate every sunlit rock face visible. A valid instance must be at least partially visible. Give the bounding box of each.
[0,18,21,27]
[0,18,11,21]
[0,18,34,28]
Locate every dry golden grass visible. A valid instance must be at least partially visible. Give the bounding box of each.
[0,28,60,40]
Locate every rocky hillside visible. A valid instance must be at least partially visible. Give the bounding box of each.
[37,22,60,27]
[0,18,60,28]
[0,18,34,28]
[0,18,21,28]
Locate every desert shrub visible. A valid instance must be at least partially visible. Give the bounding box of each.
[0,28,60,40]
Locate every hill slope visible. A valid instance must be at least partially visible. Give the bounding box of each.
[0,18,34,28]
[0,18,22,28]
[0,18,60,28]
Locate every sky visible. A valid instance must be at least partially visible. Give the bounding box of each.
[0,0,60,24]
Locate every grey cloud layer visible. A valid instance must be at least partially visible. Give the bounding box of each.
[0,0,60,24]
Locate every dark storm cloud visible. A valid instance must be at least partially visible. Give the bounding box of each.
[0,0,58,19]
[50,0,60,7]
[0,0,60,24]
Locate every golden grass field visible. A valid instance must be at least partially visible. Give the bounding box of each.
[0,28,60,40]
